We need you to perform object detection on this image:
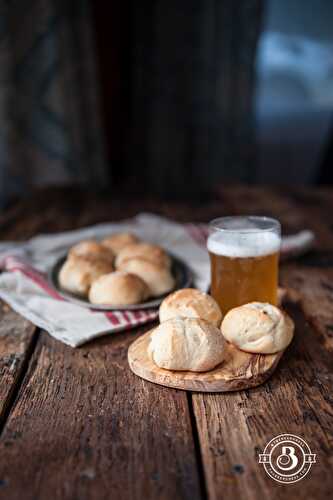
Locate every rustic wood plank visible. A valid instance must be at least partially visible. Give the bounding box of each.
[0,301,37,427]
[281,266,333,352]
[1,185,333,500]
[0,187,218,500]
[278,186,333,251]
[0,187,228,240]
[218,185,313,237]
[191,186,333,499]
[218,184,333,249]
[191,301,333,500]
[0,327,203,500]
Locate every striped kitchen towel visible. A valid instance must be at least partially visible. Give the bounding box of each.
[0,214,314,347]
[0,214,210,347]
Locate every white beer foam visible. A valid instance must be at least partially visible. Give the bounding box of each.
[207,230,280,258]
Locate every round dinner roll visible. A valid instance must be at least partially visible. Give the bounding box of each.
[102,232,140,254]
[115,242,171,269]
[58,255,114,296]
[159,288,222,327]
[221,302,294,354]
[69,240,114,264]
[89,271,150,305]
[148,318,225,372]
[118,257,175,297]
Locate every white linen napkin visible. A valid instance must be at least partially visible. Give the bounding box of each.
[0,214,210,347]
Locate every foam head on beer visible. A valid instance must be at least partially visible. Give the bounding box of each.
[207,230,281,258]
[208,217,281,315]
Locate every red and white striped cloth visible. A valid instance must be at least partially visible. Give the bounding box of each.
[2,254,158,327]
[0,214,314,347]
[0,215,211,346]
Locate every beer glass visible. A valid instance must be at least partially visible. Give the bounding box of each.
[208,216,281,315]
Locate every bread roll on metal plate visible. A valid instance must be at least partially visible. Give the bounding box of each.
[148,318,225,372]
[221,302,294,354]
[58,255,114,296]
[115,243,171,269]
[159,288,222,327]
[102,233,139,255]
[89,271,150,305]
[69,240,114,264]
[118,257,175,297]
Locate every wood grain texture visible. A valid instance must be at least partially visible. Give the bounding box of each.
[190,186,333,500]
[0,187,229,240]
[0,185,333,500]
[191,301,333,500]
[128,330,284,393]
[0,328,202,500]
[0,301,36,426]
[281,266,333,352]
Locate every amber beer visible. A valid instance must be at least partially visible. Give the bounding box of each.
[208,217,281,316]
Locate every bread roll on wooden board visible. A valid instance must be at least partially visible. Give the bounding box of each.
[159,288,222,327]
[221,302,294,354]
[128,329,283,392]
[148,318,225,372]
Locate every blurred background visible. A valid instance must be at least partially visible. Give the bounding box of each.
[1,0,332,207]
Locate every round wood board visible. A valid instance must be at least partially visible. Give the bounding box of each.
[128,330,284,392]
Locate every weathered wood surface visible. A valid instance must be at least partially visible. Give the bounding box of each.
[128,329,284,393]
[192,302,333,500]
[192,186,333,499]
[0,302,36,428]
[0,328,202,500]
[0,185,332,500]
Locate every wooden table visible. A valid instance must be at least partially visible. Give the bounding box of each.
[0,186,332,500]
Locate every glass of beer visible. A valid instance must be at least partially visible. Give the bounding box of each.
[207,216,281,315]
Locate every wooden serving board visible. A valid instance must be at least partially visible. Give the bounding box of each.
[128,330,284,392]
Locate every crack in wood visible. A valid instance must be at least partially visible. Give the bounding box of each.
[0,329,40,436]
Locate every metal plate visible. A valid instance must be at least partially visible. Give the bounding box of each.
[48,253,192,311]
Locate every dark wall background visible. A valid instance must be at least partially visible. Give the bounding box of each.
[93,0,264,196]
[1,0,332,208]
[93,0,333,191]
[255,0,333,184]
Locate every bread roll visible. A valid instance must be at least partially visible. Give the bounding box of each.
[118,257,175,297]
[69,240,114,264]
[58,255,114,296]
[221,302,294,354]
[115,243,171,269]
[148,318,225,372]
[159,288,222,327]
[102,233,139,254]
[89,271,149,305]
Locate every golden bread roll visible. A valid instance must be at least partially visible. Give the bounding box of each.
[221,302,294,354]
[58,255,114,296]
[159,288,222,327]
[148,318,225,372]
[118,257,175,297]
[69,240,114,264]
[115,243,171,269]
[102,232,140,254]
[89,271,150,305]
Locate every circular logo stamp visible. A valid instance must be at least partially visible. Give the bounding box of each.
[258,434,316,484]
